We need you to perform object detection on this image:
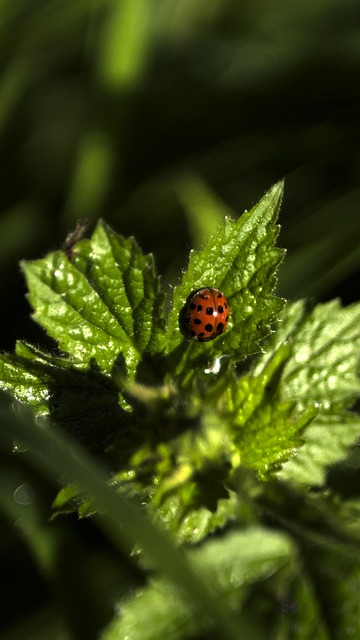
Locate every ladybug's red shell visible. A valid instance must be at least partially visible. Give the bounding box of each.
[184,288,230,342]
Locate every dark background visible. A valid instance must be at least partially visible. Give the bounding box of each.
[1,0,360,352]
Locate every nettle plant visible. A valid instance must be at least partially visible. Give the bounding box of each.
[1,181,360,639]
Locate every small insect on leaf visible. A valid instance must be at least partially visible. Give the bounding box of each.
[183,287,230,342]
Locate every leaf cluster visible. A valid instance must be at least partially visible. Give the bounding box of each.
[1,182,360,639]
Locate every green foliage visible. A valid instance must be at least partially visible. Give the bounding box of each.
[1,181,360,640]
[103,528,294,640]
[165,181,285,368]
[22,222,164,375]
[1,0,360,363]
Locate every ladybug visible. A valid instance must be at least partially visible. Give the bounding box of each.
[184,288,230,342]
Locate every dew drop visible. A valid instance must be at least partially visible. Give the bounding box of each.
[13,483,35,506]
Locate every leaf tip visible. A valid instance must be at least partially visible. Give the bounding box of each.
[267,179,285,203]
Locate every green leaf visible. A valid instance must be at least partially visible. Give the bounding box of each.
[228,353,317,478]
[0,342,129,458]
[22,220,164,377]
[155,491,247,545]
[164,181,285,373]
[102,527,293,640]
[258,299,360,412]
[0,343,51,415]
[256,299,360,485]
[278,416,360,486]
